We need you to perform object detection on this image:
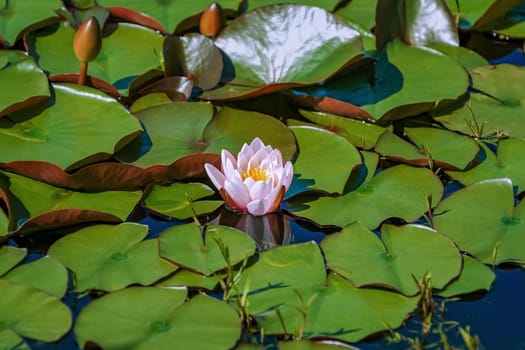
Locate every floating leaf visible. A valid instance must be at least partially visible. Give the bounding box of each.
[0,50,50,117]
[335,0,378,30]
[0,246,26,276]
[144,182,223,220]
[433,178,525,265]
[0,170,142,233]
[290,164,443,229]
[48,223,177,292]
[427,43,489,70]
[321,222,462,295]
[278,340,357,350]
[0,279,72,343]
[444,0,522,29]
[201,4,364,100]
[246,0,339,11]
[290,126,361,194]
[438,255,495,298]
[156,269,221,290]
[75,287,240,350]
[0,83,142,170]
[303,273,418,343]
[159,223,256,276]
[446,139,525,193]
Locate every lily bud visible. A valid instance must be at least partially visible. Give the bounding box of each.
[205,138,293,216]
[73,16,102,63]
[199,2,226,38]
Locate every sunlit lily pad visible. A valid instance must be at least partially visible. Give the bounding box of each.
[0,0,61,45]
[232,242,326,336]
[159,223,256,276]
[278,340,358,350]
[2,256,68,298]
[447,139,525,193]
[201,4,364,100]
[75,287,241,350]
[303,273,418,343]
[427,43,489,70]
[290,126,361,194]
[437,255,495,298]
[0,279,72,343]
[156,269,222,290]
[48,223,177,292]
[0,83,142,170]
[144,182,223,220]
[289,164,443,229]
[0,170,142,234]
[435,64,525,139]
[433,178,525,265]
[321,222,462,295]
[0,50,50,117]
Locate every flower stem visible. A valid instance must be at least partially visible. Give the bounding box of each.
[78,61,88,86]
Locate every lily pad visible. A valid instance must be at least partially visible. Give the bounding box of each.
[201,4,364,100]
[435,64,525,139]
[48,223,177,292]
[75,287,241,350]
[246,1,340,11]
[427,43,489,70]
[321,222,462,295]
[159,223,256,276]
[0,83,142,170]
[444,0,522,29]
[290,126,362,194]
[0,50,50,117]
[0,0,61,45]
[303,273,418,343]
[437,255,495,298]
[0,246,26,276]
[2,256,68,298]
[290,164,443,229]
[0,279,72,343]
[144,182,223,220]
[27,22,163,91]
[156,269,222,290]
[335,0,378,30]
[0,170,142,234]
[433,178,525,265]
[278,340,358,350]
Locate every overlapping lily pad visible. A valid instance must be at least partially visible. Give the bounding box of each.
[75,287,241,350]
[159,223,256,276]
[201,4,364,100]
[290,126,361,194]
[144,182,223,220]
[433,178,525,265]
[0,83,142,170]
[290,164,443,229]
[48,223,177,292]
[444,0,522,29]
[321,222,462,295]
[438,255,495,298]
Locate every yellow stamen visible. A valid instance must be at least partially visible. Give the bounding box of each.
[242,167,269,181]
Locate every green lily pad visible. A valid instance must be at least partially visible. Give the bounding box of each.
[232,242,326,336]
[437,255,495,298]
[246,0,339,11]
[144,182,223,220]
[321,222,462,295]
[290,164,443,229]
[2,256,68,298]
[433,178,525,265]
[435,64,525,139]
[444,0,522,29]
[376,128,480,170]
[27,22,163,91]
[297,38,469,121]
[201,4,363,100]
[117,103,296,168]
[75,287,240,350]
[0,329,30,350]
[278,340,358,350]
[298,110,390,150]
[0,83,142,170]
[290,126,362,194]
[0,209,7,236]
[48,223,177,292]
[303,273,418,343]
[446,139,525,193]
[427,43,489,70]
[159,223,256,276]
[156,269,222,290]
[0,50,50,117]
[0,246,26,275]
[0,170,142,233]
[0,0,61,45]
[335,0,378,30]
[0,279,72,343]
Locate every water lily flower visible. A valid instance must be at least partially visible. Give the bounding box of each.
[205,137,293,216]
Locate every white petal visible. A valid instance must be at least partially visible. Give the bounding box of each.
[223,155,239,181]
[264,185,283,211]
[246,199,268,216]
[224,178,250,210]
[281,161,294,190]
[204,163,225,190]
[221,150,237,173]
[249,137,265,153]
[249,180,273,201]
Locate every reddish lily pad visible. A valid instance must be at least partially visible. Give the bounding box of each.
[201,4,364,100]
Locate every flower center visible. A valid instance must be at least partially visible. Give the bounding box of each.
[242,167,269,182]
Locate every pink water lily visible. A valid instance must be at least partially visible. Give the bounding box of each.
[204,137,293,216]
